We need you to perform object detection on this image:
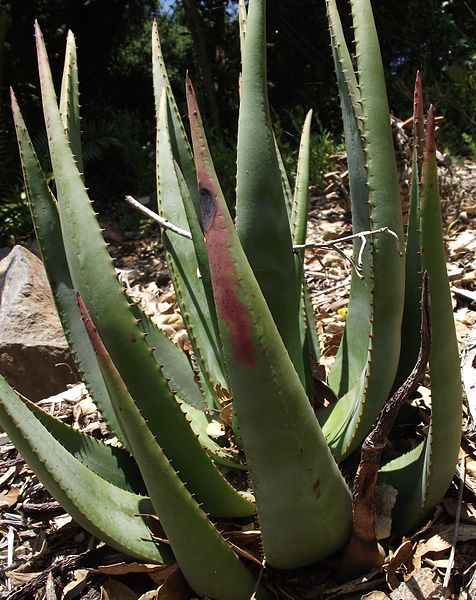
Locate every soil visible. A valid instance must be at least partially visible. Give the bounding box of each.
[0,148,475,599]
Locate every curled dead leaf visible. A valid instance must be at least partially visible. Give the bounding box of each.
[0,487,20,509]
[100,578,138,600]
[386,540,414,590]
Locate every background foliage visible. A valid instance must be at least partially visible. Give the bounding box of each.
[1,0,475,243]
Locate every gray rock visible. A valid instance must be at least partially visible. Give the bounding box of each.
[0,245,78,401]
[390,568,441,599]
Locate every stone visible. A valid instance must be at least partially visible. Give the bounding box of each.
[0,245,78,401]
[390,568,441,599]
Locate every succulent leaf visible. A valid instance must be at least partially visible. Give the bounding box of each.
[59,30,83,174]
[380,109,462,532]
[236,0,304,382]
[34,22,254,519]
[78,293,255,518]
[156,88,227,408]
[0,375,170,564]
[187,75,352,569]
[152,20,196,199]
[78,300,263,600]
[11,89,127,446]
[26,400,146,495]
[320,0,405,460]
[393,74,425,389]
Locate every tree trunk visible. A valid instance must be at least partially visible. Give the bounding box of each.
[183,0,221,134]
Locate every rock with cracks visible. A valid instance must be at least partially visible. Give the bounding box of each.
[0,245,77,401]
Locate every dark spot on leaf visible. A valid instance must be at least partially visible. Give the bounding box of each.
[314,480,320,499]
[130,333,137,343]
[199,187,216,231]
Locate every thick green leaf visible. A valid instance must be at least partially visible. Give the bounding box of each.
[11,89,127,446]
[238,0,247,60]
[187,76,352,569]
[235,0,303,381]
[291,109,313,264]
[381,110,462,533]
[394,74,424,389]
[59,30,83,173]
[27,400,145,494]
[0,375,169,564]
[290,110,321,391]
[319,0,405,460]
[34,22,254,518]
[156,89,227,408]
[152,20,196,199]
[79,303,265,600]
[412,109,461,520]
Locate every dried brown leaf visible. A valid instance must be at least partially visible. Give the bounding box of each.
[443,499,476,524]
[62,568,89,598]
[138,591,159,600]
[94,563,170,576]
[101,578,138,600]
[386,540,414,590]
[0,486,20,508]
[157,568,192,600]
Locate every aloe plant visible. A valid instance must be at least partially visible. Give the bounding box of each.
[1,0,462,597]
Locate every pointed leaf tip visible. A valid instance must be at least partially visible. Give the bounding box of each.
[185,75,256,370]
[10,87,17,107]
[413,72,423,121]
[425,107,436,158]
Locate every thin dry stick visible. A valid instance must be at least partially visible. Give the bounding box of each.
[295,226,402,279]
[125,195,192,239]
[6,527,14,592]
[441,452,466,599]
[3,546,111,600]
[294,226,401,251]
[250,560,266,600]
[313,278,351,300]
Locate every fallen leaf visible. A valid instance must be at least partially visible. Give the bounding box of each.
[76,397,98,417]
[45,572,58,600]
[157,568,192,599]
[0,487,19,509]
[138,591,158,600]
[50,513,72,531]
[386,540,414,590]
[63,568,89,598]
[147,563,179,586]
[0,465,19,487]
[95,562,170,576]
[101,578,138,600]
[4,570,42,586]
[443,499,476,524]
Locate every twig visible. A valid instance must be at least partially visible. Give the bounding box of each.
[6,527,14,591]
[312,278,351,298]
[250,560,266,600]
[451,287,476,304]
[125,195,192,239]
[294,227,402,279]
[441,452,466,599]
[3,546,111,600]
